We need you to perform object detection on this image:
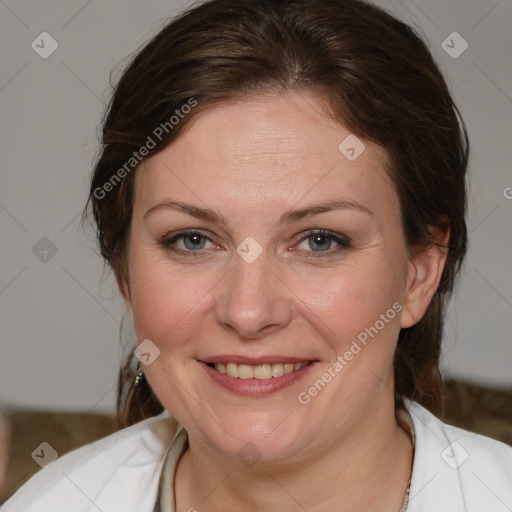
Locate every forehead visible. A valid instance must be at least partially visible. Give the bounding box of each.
[134,93,397,220]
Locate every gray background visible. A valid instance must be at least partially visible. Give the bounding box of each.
[0,0,511,414]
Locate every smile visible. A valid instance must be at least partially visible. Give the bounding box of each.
[201,359,317,396]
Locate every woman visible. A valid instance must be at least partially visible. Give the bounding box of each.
[3,0,511,510]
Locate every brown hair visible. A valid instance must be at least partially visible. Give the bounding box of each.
[85,0,468,428]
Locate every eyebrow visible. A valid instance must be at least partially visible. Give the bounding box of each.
[144,199,373,225]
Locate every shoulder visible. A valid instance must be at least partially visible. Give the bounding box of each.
[2,410,179,512]
[406,400,512,512]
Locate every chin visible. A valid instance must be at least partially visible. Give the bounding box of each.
[195,412,313,466]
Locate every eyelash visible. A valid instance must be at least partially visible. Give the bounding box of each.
[158,229,352,259]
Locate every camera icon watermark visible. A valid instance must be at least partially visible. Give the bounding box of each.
[503,187,512,200]
[31,32,59,59]
[236,236,263,264]
[237,442,262,468]
[441,32,468,59]
[134,339,161,366]
[441,441,469,469]
[32,237,58,263]
[338,134,366,161]
[31,441,58,468]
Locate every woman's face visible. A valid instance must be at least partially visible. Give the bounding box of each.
[124,92,436,463]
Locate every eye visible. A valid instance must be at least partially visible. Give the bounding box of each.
[159,229,350,259]
[160,230,219,256]
[295,230,351,257]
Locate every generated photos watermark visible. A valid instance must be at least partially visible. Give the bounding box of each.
[298,302,403,404]
[93,97,197,200]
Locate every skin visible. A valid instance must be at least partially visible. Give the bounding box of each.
[121,92,449,512]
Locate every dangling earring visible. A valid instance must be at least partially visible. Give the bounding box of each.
[134,362,146,388]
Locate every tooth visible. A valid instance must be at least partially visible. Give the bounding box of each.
[271,363,284,377]
[284,363,294,374]
[238,364,254,379]
[226,363,239,378]
[254,364,272,379]
[217,361,310,378]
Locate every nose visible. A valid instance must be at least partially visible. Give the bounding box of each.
[214,254,294,340]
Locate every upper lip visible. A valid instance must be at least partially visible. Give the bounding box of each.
[200,355,314,365]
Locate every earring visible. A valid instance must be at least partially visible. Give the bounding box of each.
[134,362,146,388]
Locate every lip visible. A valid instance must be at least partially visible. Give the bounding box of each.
[198,359,318,397]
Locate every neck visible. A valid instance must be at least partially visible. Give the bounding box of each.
[175,397,413,512]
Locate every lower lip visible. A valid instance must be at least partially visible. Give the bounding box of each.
[199,361,317,396]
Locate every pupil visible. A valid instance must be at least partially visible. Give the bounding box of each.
[310,234,331,251]
[184,234,205,250]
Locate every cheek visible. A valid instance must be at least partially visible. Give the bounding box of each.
[127,248,214,352]
[291,260,404,374]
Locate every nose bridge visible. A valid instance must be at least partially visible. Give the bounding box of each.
[214,252,292,338]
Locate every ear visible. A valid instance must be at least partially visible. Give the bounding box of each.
[400,223,450,328]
